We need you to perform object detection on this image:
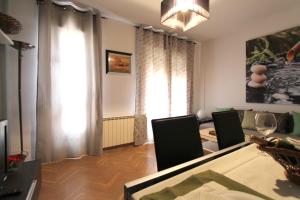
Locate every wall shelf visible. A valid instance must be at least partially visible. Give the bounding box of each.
[0,28,13,45]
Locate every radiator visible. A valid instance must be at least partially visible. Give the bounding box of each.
[103,116,135,148]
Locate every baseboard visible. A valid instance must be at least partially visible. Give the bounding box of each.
[103,142,134,150]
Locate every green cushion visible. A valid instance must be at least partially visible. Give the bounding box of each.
[292,112,300,136]
[216,107,234,112]
[241,110,258,130]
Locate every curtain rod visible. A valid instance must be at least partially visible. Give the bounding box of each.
[134,25,197,44]
[38,0,197,44]
[53,0,93,12]
[37,0,97,13]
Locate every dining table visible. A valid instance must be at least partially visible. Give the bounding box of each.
[124,142,300,200]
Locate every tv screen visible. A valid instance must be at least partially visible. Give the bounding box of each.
[0,120,7,176]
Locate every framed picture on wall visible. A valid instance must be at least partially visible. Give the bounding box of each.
[246,26,300,105]
[106,50,132,74]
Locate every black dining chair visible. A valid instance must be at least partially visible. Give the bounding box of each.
[212,110,245,150]
[151,115,204,171]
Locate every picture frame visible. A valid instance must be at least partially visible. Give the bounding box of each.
[246,26,300,105]
[106,50,132,74]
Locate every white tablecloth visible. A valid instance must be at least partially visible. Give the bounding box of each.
[133,144,300,200]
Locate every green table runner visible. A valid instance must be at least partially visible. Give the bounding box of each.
[140,170,272,200]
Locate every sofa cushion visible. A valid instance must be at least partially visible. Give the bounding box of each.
[273,112,291,133]
[235,109,252,123]
[287,114,294,133]
[216,107,234,112]
[241,110,259,130]
[292,112,300,136]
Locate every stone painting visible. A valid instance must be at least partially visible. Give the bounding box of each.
[246,26,300,105]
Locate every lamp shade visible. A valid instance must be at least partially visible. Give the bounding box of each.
[0,29,13,45]
[161,0,209,32]
[0,12,22,35]
[11,40,35,51]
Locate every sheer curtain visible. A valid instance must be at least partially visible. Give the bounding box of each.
[37,1,103,163]
[135,27,195,144]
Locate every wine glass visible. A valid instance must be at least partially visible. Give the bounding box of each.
[255,113,277,138]
[255,113,277,156]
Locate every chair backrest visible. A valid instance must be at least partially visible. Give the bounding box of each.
[212,110,245,150]
[151,115,204,171]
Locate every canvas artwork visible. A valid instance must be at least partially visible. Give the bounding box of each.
[106,50,132,74]
[246,26,300,105]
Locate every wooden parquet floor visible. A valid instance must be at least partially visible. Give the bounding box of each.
[39,144,157,200]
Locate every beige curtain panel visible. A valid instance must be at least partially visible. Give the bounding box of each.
[134,27,195,145]
[37,1,103,163]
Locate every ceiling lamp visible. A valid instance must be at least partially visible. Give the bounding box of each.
[161,0,209,32]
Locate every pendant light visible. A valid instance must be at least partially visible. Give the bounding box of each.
[161,0,209,31]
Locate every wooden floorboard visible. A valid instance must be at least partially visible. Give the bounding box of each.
[38,144,157,200]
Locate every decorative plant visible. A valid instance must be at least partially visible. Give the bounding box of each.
[246,37,277,65]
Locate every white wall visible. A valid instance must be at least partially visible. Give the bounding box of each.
[101,19,136,118]
[0,45,5,120]
[6,0,38,160]
[0,1,7,120]
[201,5,300,114]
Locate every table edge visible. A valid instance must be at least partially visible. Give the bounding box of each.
[124,142,251,200]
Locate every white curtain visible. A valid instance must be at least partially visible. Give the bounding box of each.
[135,27,195,144]
[37,1,103,163]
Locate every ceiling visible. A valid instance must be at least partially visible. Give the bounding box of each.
[77,0,300,41]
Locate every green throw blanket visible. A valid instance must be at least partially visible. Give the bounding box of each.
[140,170,272,200]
